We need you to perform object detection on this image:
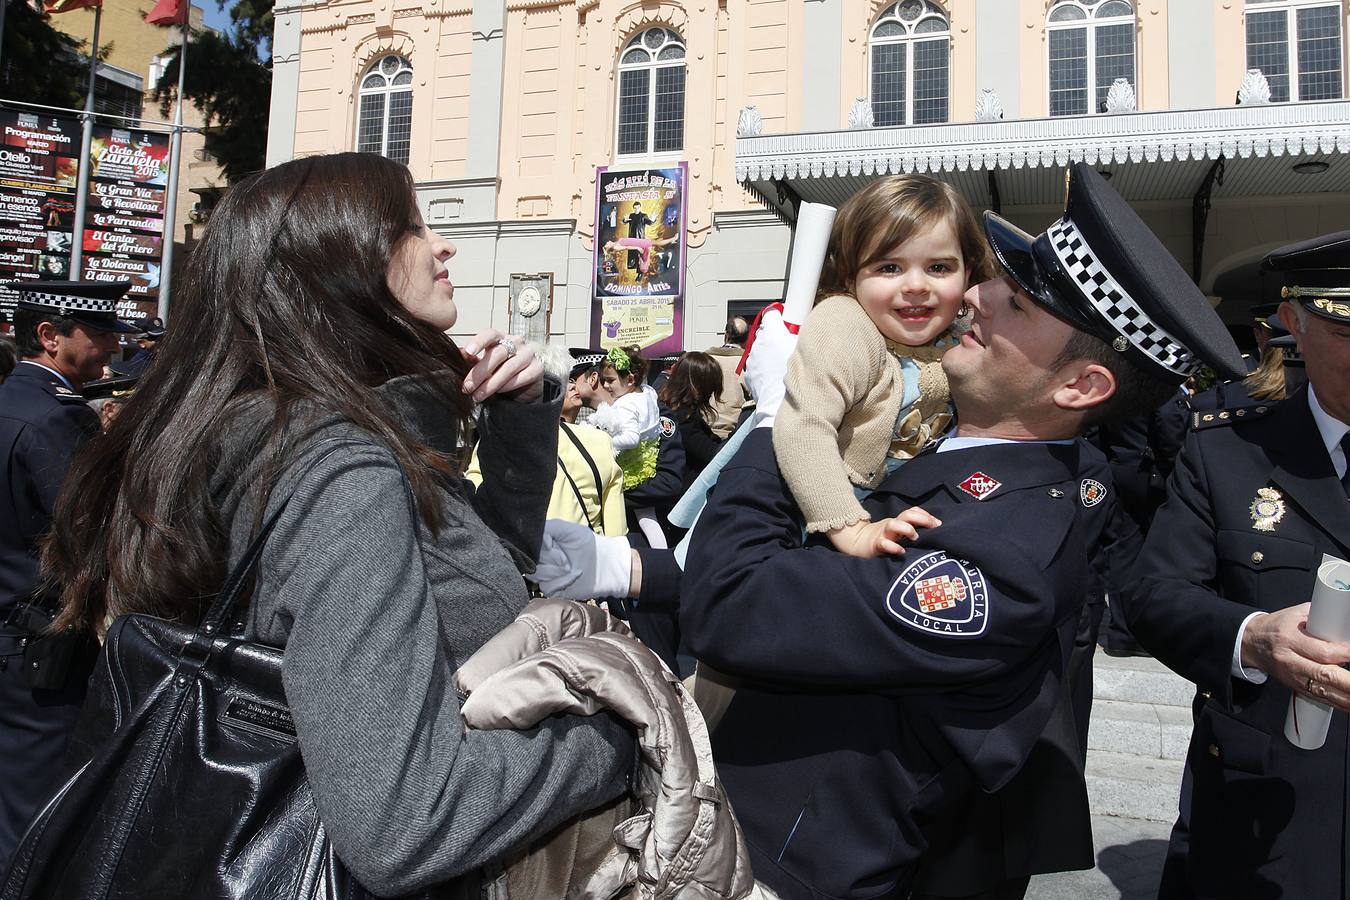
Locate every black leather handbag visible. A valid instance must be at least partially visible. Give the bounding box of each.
[0,501,389,900]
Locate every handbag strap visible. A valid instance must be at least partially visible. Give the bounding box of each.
[197,443,343,638]
[557,459,597,534]
[560,423,606,533]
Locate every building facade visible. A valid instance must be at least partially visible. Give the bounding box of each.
[267,0,1350,351]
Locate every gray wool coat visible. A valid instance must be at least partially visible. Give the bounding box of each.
[211,374,634,896]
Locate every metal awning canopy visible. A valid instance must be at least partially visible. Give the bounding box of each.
[736,100,1350,218]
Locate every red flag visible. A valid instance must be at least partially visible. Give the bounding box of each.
[144,0,189,26]
[43,0,101,12]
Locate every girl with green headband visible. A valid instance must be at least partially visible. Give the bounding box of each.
[590,346,662,489]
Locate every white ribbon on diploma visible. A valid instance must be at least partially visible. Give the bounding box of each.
[1285,554,1350,750]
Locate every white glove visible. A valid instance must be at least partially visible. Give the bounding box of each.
[533,519,634,600]
[744,305,800,426]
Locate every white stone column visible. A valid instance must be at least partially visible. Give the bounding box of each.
[466,0,507,181]
[802,0,843,131]
[265,1,303,168]
[1168,2,1217,109]
[974,0,1019,119]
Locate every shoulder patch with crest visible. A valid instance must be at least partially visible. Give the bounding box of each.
[885,551,989,639]
[1080,478,1107,507]
[659,416,677,438]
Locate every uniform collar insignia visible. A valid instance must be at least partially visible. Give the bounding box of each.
[957,471,1002,500]
[1250,487,1287,532]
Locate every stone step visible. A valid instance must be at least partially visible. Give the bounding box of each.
[1086,751,1186,823]
[1088,698,1194,761]
[1092,649,1196,708]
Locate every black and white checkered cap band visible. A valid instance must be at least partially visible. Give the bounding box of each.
[1047,218,1201,378]
[18,290,118,317]
[573,354,605,367]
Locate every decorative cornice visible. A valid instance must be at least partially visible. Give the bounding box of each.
[736,101,1350,183]
[613,2,689,52]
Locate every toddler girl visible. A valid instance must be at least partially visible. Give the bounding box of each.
[774,175,996,558]
[589,346,662,489]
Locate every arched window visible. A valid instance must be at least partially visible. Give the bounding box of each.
[1047,0,1136,116]
[1245,0,1343,102]
[356,55,413,165]
[615,27,686,157]
[870,1,950,126]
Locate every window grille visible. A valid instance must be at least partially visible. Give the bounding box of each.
[869,1,950,126]
[356,55,413,165]
[1244,1,1343,102]
[615,28,686,156]
[1047,1,1136,116]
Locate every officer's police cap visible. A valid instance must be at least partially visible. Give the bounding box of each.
[1262,314,1290,339]
[6,280,139,334]
[1251,302,1280,325]
[1267,332,1304,366]
[983,163,1246,383]
[567,347,607,378]
[1261,230,1350,325]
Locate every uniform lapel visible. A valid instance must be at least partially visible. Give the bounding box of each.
[876,441,1079,506]
[1267,389,1350,554]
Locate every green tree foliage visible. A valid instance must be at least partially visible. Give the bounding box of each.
[0,0,94,109]
[153,0,272,183]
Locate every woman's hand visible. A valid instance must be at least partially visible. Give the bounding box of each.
[461,329,544,403]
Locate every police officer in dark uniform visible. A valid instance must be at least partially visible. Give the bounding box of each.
[0,280,136,867]
[679,164,1245,900]
[1124,230,1350,900]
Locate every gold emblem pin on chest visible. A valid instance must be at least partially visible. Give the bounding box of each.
[1249,487,1286,532]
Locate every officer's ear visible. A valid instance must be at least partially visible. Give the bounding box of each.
[1052,362,1117,413]
[34,319,64,354]
[1276,301,1304,349]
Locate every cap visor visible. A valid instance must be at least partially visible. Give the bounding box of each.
[83,317,142,335]
[983,212,1042,301]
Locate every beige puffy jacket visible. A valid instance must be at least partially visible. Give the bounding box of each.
[453,599,773,900]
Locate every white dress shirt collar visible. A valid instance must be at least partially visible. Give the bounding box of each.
[1307,386,1349,480]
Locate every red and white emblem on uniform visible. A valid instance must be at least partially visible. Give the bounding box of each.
[914,575,968,613]
[1080,478,1107,508]
[957,471,1002,500]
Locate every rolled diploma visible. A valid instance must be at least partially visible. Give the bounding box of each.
[1284,554,1350,750]
[781,201,837,327]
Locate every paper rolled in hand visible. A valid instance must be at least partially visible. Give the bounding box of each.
[781,201,836,327]
[1284,554,1350,750]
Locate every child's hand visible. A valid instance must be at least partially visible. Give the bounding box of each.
[826,507,942,558]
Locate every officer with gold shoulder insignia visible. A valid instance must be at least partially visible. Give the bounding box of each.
[0,280,137,868]
[1125,230,1350,900]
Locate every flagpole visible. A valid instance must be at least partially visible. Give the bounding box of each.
[69,0,102,280]
[156,15,187,322]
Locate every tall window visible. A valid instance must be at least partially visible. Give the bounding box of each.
[357,55,412,165]
[615,28,686,156]
[1245,0,1344,102]
[870,1,950,126]
[1047,1,1136,116]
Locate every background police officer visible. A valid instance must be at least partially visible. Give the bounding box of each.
[0,280,136,868]
[1126,231,1350,900]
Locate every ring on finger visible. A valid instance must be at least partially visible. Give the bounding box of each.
[494,336,517,359]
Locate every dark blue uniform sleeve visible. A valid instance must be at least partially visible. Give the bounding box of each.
[1123,430,1252,697]
[681,430,1076,691]
[624,412,686,509]
[18,401,99,518]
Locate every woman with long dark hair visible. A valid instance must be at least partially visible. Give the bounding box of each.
[658,350,725,490]
[42,153,632,895]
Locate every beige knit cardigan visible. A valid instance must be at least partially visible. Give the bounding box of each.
[773,294,952,533]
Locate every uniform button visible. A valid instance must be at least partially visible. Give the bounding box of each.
[1251,551,1264,565]
[1219,411,1230,419]
[1256,406,1268,414]
[1236,409,1246,417]
[1200,690,1212,700]
[1048,488,1064,498]
[1207,743,1221,759]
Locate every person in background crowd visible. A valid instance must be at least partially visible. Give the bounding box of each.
[569,350,606,425]
[1124,230,1350,900]
[705,315,750,438]
[0,280,138,870]
[1191,304,1280,411]
[110,316,165,379]
[658,351,725,491]
[39,153,634,896]
[0,335,17,382]
[589,346,662,491]
[468,344,626,537]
